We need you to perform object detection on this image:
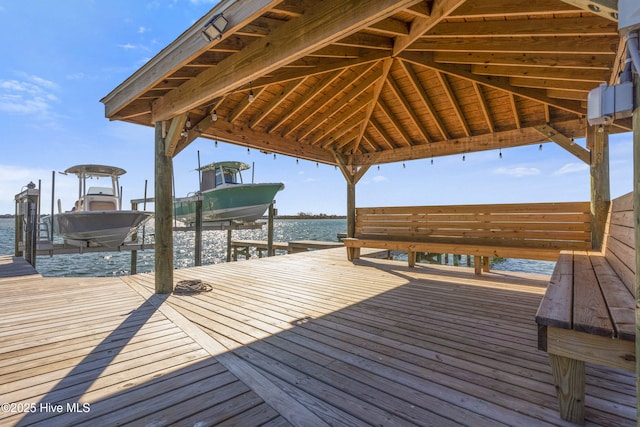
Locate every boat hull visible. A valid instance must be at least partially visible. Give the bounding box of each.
[53,211,153,248]
[174,183,283,225]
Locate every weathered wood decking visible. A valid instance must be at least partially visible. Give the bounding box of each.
[0,250,635,426]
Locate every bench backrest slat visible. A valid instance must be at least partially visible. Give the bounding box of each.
[603,192,635,296]
[355,201,592,252]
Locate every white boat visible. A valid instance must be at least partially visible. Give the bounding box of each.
[51,165,153,248]
[174,161,284,225]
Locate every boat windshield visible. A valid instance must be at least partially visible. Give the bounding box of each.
[215,169,238,186]
[86,186,114,196]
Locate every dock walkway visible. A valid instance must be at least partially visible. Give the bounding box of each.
[0,249,635,425]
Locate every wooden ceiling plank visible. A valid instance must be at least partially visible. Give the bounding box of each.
[433,51,613,70]
[436,71,471,137]
[400,51,585,115]
[310,99,370,147]
[471,64,611,83]
[282,61,378,137]
[320,114,366,149]
[353,58,393,153]
[423,16,617,38]
[296,64,384,141]
[534,124,590,164]
[267,70,341,134]
[227,87,265,123]
[472,82,494,134]
[253,50,389,89]
[201,119,335,164]
[249,78,305,129]
[103,0,281,120]
[451,0,580,18]
[410,37,619,54]
[151,0,422,122]
[398,59,450,139]
[387,75,431,143]
[370,116,400,149]
[392,0,467,56]
[377,98,414,146]
[509,77,596,91]
[368,17,410,36]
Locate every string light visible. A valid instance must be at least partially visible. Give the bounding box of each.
[431,158,434,165]
[499,148,502,159]
[377,165,380,170]
[296,158,299,165]
[214,139,218,148]
[462,155,466,162]
[273,153,276,159]
[247,148,250,155]
[248,81,254,103]
[316,162,319,168]
[402,162,406,168]
[539,144,543,151]
[211,110,218,122]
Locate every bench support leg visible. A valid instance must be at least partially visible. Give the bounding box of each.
[408,251,416,267]
[346,247,360,261]
[474,256,482,275]
[549,353,585,424]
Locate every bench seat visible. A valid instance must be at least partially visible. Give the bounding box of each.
[345,201,592,271]
[535,192,635,424]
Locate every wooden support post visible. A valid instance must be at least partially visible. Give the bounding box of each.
[268,202,275,256]
[633,71,640,420]
[588,124,610,250]
[483,256,490,273]
[226,229,232,262]
[347,179,356,238]
[14,200,23,257]
[408,251,416,267]
[154,121,174,294]
[130,201,138,275]
[549,354,585,424]
[474,256,482,275]
[194,198,203,266]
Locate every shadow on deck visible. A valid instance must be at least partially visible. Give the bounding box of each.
[0,249,635,426]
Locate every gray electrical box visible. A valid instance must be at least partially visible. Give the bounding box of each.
[587,82,634,125]
[619,0,640,35]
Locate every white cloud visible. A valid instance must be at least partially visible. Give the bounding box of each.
[493,166,540,177]
[372,175,388,182]
[118,43,137,50]
[553,162,589,176]
[0,74,60,118]
[138,26,150,34]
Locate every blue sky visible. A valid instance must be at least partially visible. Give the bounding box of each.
[0,1,634,216]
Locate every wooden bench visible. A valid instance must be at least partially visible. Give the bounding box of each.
[535,192,635,424]
[343,201,592,272]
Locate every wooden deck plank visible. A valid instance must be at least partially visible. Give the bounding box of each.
[0,248,635,426]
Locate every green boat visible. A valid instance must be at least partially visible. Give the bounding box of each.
[174,161,284,225]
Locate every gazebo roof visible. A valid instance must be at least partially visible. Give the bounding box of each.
[101,0,628,167]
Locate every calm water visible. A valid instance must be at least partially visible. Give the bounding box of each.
[0,217,555,277]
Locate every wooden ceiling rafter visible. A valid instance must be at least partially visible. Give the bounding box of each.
[472,82,495,134]
[436,71,471,137]
[295,63,385,141]
[353,57,393,154]
[280,61,378,138]
[151,0,423,122]
[400,51,585,115]
[376,97,414,147]
[398,59,450,140]
[103,0,628,169]
[248,77,306,129]
[386,73,431,143]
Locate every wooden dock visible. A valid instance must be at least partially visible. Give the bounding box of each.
[230,239,344,260]
[0,249,635,426]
